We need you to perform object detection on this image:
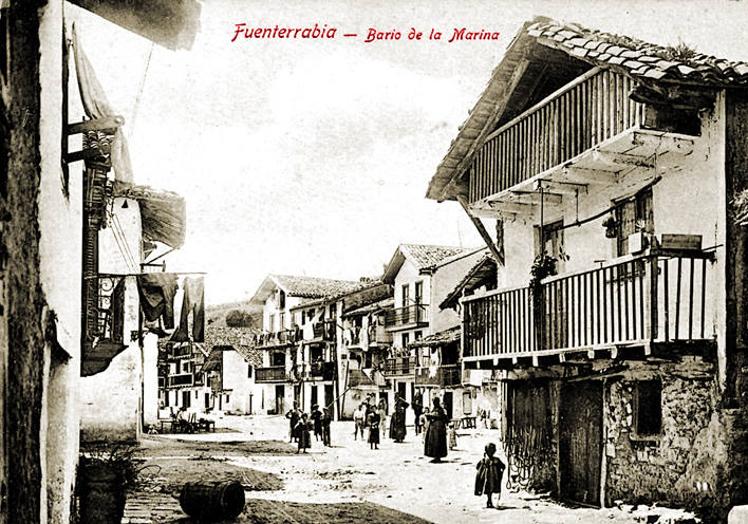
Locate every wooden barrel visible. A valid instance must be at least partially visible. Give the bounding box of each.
[179,480,245,521]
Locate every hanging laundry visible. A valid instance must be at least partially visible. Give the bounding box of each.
[171,276,205,343]
[137,273,179,329]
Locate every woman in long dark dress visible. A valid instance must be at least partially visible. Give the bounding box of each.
[295,413,312,453]
[424,397,448,462]
[367,408,380,450]
[311,404,323,441]
[389,397,408,443]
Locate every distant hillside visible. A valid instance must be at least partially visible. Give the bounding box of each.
[206,300,263,328]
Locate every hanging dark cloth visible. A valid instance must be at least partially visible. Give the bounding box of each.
[171,276,205,342]
[137,273,179,329]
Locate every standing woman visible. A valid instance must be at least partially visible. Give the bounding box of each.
[295,413,312,453]
[389,397,409,443]
[424,397,448,462]
[367,406,380,450]
[377,398,388,438]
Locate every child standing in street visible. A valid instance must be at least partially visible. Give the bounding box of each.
[321,407,332,447]
[447,421,457,450]
[419,407,430,442]
[474,442,505,508]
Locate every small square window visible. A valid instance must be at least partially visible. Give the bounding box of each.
[247,365,253,378]
[634,380,662,437]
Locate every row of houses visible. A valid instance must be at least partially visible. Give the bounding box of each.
[159,15,748,521]
[161,244,505,432]
[1,1,200,522]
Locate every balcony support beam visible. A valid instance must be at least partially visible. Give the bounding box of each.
[457,195,505,265]
[507,190,563,206]
[538,180,588,196]
[555,166,618,186]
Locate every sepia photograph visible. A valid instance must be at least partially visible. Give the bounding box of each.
[1,0,748,522]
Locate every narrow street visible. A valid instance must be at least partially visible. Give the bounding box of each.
[123,416,698,524]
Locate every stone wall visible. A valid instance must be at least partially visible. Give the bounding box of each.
[605,362,717,507]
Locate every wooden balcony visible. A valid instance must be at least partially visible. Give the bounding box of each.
[167,373,194,388]
[462,251,715,363]
[255,366,289,383]
[415,364,461,387]
[311,319,336,342]
[467,68,695,219]
[382,356,417,376]
[255,329,298,349]
[384,305,429,331]
[305,361,336,381]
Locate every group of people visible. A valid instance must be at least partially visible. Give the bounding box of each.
[285,396,507,509]
[285,402,332,453]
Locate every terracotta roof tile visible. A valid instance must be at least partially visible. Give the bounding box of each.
[528,19,748,86]
[271,275,364,299]
[399,244,475,269]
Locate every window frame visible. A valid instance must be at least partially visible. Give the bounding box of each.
[632,379,663,440]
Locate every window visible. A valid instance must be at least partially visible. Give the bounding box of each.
[279,312,285,330]
[182,361,190,373]
[247,365,253,378]
[414,331,422,340]
[278,289,286,309]
[535,220,565,261]
[225,394,230,403]
[182,390,191,408]
[634,380,662,437]
[615,188,654,257]
[414,281,423,305]
[271,351,285,366]
[402,332,410,348]
[268,313,275,332]
[194,390,198,399]
[401,284,410,307]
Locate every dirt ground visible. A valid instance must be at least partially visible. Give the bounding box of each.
[122,415,700,524]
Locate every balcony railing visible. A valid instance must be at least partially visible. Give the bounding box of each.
[463,251,715,359]
[256,366,289,383]
[385,305,429,328]
[415,364,461,387]
[469,68,645,204]
[382,356,417,375]
[255,329,298,348]
[167,373,194,388]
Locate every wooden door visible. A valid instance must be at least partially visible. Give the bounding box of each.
[275,385,285,414]
[559,381,603,506]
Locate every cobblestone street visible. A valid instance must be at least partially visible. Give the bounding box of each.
[123,415,699,523]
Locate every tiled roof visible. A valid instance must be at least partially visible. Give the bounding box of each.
[400,244,475,269]
[439,253,498,311]
[271,274,363,299]
[528,20,748,86]
[203,325,262,367]
[427,16,748,202]
[343,297,394,317]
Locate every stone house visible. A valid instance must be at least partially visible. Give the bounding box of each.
[249,274,362,417]
[202,326,263,415]
[0,0,198,521]
[379,244,480,423]
[426,17,748,520]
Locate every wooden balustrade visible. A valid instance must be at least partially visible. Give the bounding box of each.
[384,305,429,328]
[469,68,645,203]
[255,366,289,382]
[463,252,714,359]
[383,357,417,375]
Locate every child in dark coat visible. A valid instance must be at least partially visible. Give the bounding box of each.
[474,443,505,508]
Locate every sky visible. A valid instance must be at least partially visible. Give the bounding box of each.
[69,0,748,305]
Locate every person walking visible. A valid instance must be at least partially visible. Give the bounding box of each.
[311,404,323,441]
[389,397,408,443]
[424,397,448,462]
[353,403,366,440]
[295,413,312,453]
[412,390,424,435]
[367,407,380,450]
[474,442,505,508]
[321,407,332,447]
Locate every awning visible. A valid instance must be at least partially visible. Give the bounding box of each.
[114,180,186,249]
[68,0,202,51]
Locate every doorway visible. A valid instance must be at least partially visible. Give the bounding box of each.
[274,385,285,415]
[442,391,453,420]
[311,385,318,408]
[559,381,603,506]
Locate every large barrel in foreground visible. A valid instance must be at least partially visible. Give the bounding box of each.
[179,480,246,521]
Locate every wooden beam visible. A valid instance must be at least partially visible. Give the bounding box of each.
[64,148,104,164]
[537,180,588,196]
[488,201,537,215]
[457,195,505,265]
[66,115,125,135]
[509,190,563,206]
[590,150,655,169]
[556,167,617,185]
